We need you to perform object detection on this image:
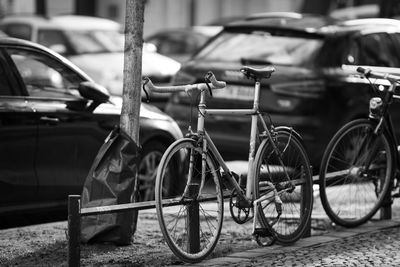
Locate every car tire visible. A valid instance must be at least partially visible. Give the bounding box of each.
[138,141,173,201]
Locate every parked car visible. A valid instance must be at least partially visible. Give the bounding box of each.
[144,26,221,63]
[165,14,400,172]
[0,37,183,216]
[0,15,181,109]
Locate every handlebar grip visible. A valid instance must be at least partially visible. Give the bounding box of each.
[205,71,226,89]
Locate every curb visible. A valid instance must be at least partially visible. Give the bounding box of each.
[179,219,400,266]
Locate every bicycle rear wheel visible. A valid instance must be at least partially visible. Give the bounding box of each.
[254,129,313,244]
[155,138,224,263]
[319,119,393,227]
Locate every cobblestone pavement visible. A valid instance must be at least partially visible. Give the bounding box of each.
[183,220,400,267]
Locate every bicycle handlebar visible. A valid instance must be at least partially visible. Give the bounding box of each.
[357,66,400,84]
[142,71,226,93]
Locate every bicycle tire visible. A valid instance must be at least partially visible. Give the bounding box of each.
[155,138,224,263]
[254,129,313,244]
[319,119,393,227]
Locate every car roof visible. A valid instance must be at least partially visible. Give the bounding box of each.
[224,13,400,37]
[1,15,121,31]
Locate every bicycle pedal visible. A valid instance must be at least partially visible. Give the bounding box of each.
[252,228,273,238]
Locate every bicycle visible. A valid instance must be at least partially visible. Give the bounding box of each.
[319,66,400,228]
[142,66,313,263]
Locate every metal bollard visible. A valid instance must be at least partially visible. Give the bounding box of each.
[380,180,393,220]
[187,185,200,253]
[68,195,81,267]
[302,165,313,238]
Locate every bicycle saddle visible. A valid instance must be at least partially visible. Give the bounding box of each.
[240,66,275,81]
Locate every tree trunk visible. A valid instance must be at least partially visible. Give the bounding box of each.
[121,0,144,142]
[120,0,145,237]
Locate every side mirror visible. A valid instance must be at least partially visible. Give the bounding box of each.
[78,81,110,111]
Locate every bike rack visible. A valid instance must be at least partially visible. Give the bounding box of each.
[68,187,315,266]
[67,193,231,266]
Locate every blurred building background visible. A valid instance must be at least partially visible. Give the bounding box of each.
[0,0,398,36]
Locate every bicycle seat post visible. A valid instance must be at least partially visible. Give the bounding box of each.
[253,80,261,111]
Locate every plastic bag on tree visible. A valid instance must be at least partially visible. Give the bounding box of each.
[80,126,140,245]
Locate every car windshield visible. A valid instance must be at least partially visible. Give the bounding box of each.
[65,30,124,54]
[194,31,323,66]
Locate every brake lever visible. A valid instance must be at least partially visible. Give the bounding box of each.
[142,77,150,103]
[204,75,213,97]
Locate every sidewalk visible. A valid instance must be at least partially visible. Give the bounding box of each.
[183,219,400,266]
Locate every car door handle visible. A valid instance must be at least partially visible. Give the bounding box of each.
[39,116,60,124]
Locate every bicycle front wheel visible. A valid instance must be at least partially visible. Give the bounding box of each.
[254,129,313,244]
[155,138,224,263]
[319,119,393,227]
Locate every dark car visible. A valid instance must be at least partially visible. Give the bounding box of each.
[0,38,183,216]
[165,14,400,172]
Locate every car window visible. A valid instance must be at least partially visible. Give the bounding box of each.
[64,30,124,54]
[194,31,323,66]
[160,34,188,54]
[38,29,73,55]
[315,36,349,67]
[6,48,83,98]
[387,33,400,66]
[149,33,204,54]
[0,53,13,96]
[349,33,400,67]
[2,24,31,40]
[178,33,207,53]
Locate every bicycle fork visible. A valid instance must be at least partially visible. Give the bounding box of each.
[182,143,206,201]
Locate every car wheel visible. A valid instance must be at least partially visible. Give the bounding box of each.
[138,141,172,201]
